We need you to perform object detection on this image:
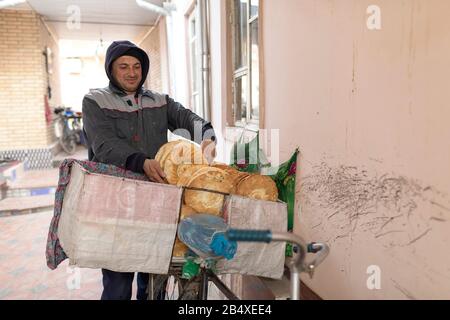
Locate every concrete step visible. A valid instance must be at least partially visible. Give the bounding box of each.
[5,186,57,198]
[5,168,58,198]
[0,168,58,215]
[0,194,54,217]
[6,169,59,189]
[0,160,25,183]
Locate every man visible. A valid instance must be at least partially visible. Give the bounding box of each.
[82,40,216,300]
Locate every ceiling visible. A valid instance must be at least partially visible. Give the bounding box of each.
[7,0,165,41]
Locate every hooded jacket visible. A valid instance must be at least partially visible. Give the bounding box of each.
[82,41,215,173]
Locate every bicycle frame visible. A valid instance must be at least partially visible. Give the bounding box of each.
[147,260,239,300]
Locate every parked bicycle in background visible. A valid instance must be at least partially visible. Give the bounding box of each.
[53,106,84,155]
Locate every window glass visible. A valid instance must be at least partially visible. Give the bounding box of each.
[234,0,248,70]
[250,19,259,121]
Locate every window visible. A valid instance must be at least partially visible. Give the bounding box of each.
[229,0,261,128]
[186,1,204,118]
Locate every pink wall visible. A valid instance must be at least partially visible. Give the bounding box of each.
[263,0,450,299]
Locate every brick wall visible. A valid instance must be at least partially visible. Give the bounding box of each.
[0,9,60,151]
[139,19,163,93]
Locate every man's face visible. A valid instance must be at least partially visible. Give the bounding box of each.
[111,55,142,94]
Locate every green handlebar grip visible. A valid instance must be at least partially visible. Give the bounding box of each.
[226,229,272,243]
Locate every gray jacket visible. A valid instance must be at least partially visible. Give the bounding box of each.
[82,84,215,170]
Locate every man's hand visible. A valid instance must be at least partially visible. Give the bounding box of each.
[143,159,167,183]
[201,139,217,165]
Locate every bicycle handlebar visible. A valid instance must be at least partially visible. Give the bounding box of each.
[227,229,329,274]
[226,229,272,243]
[225,228,330,300]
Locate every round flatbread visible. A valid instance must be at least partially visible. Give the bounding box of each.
[222,169,250,194]
[164,159,179,184]
[184,169,233,215]
[155,140,182,168]
[156,141,208,185]
[173,205,198,257]
[173,238,189,257]
[211,163,232,171]
[180,204,197,220]
[169,140,207,166]
[184,167,226,187]
[236,174,278,202]
[177,164,208,187]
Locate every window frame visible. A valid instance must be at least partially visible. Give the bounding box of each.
[185,0,204,118]
[226,0,264,131]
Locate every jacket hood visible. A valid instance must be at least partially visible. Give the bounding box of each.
[105,40,150,95]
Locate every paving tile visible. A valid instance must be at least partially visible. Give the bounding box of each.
[0,210,102,300]
[8,266,28,276]
[31,283,49,294]
[0,287,13,299]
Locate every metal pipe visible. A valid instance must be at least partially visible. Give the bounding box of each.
[290,270,301,300]
[305,242,330,278]
[148,274,155,300]
[272,232,308,271]
[135,0,176,94]
[199,268,209,300]
[271,232,308,300]
[199,0,211,121]
[136,15,162,46]
[136,0,173,16]
[208,270,240,300]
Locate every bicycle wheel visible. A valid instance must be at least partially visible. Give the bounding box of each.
[176,276,201,300]
[147,273,201,300]
[60,133,77,155]
[147,274,170,300]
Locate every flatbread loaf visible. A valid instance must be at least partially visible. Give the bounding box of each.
[184,168,233,215]
[236,174,278,202]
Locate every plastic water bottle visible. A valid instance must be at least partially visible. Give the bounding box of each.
[177,214,237,260]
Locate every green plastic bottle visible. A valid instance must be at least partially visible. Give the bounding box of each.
[182,257,200,280]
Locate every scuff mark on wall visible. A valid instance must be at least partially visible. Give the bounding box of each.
[408,0,417,81]
[391,279,417,300]
[352,41,357,95]
[300,162,449,248]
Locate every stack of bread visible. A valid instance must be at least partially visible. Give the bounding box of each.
[155,140,279,257]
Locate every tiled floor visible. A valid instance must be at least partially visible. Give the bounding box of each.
[0,209,320,300]
[0,210,137,300]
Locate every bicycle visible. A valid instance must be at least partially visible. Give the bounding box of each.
[146,184,330,301]
[54,106,84,155]
[147,230,329,300]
